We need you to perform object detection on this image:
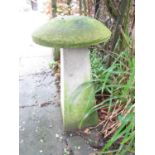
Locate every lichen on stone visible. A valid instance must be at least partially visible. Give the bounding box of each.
[32,16,111,48]
[63,81,98,131]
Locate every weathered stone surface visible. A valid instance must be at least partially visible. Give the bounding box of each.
[61,48,98,131]
[19,106,64,155]
[19,11,100,155]
[66,136,97,155]
[19,72,58,107]
[19,56,52,76]
[32,15,111,48]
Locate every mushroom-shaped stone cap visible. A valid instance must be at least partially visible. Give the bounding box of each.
[32,16,111,48]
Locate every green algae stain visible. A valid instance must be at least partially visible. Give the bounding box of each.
[63,81,98,131]
[32,16,111,48]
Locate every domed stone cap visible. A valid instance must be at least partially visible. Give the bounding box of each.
[32,16,111,48]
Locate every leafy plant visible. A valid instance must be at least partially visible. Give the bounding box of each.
[89,47,135,154]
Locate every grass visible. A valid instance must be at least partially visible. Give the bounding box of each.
[49,28,135,155]
[89,46,135,154]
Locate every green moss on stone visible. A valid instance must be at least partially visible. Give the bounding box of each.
[32,16,111,48]
[63,82,98,131]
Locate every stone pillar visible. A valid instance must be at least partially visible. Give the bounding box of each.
[60,48,98,131]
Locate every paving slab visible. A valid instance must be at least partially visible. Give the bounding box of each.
[19,54,52,76]
[66,136,97,155]
[19,69,97,155]
[19,10,100,155]
[19,105,64,155]
[19,71,58,107]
